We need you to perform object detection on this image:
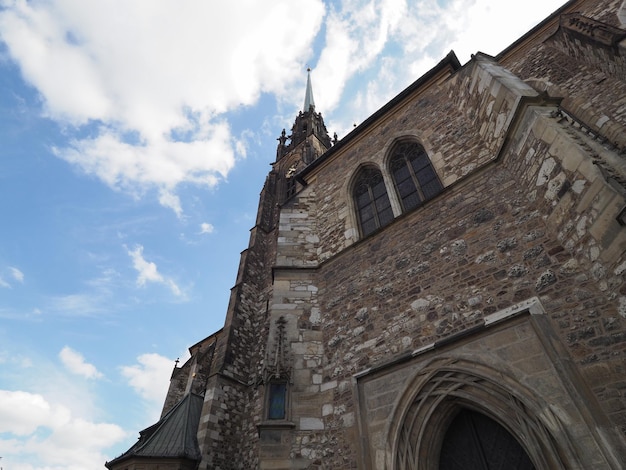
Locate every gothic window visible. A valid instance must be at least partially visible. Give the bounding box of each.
[353,166,393,237]
[267,382,287,420]
[285,163,298,200]
[264,316,290,421]
[389,142,442,212]
[286,177,297,200]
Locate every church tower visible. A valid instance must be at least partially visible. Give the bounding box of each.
[106,71,333,470]
[275,69,332,202]
[250,70,334,468]
[192,70,333,469]
[108,2,626,468]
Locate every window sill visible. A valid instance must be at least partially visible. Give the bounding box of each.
[257,420,296,430]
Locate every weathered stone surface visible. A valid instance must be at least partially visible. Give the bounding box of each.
[110,2,626,470]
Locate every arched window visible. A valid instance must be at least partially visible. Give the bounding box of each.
[285,175,297,200]
[353,166,393,237]
[389,142,442,212]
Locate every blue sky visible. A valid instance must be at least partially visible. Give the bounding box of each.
[0,0,567,468]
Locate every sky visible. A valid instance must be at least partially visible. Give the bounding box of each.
[0,0,569,468]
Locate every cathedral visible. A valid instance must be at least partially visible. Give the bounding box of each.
[106,0,626,468]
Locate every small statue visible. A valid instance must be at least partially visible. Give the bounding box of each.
[276,129,288,159]
[277,129,287,147]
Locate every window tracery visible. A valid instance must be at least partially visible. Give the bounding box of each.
[389,142,442,212]
[352,166,393,236]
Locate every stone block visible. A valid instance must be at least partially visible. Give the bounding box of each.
[300,417,324,430]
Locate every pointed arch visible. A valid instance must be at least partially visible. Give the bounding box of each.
[352,165,394,237]
[388,140,442,212]
[389,358,574,470]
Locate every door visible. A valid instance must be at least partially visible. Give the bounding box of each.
[439,409,534,470]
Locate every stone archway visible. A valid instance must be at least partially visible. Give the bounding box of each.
[392,359,573,470]
[439,409,534,470]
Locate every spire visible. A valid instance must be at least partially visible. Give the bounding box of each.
[303,68,315,112]
[274,68,331,162]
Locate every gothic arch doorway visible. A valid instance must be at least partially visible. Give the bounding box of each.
[439,409,534,470]
[391,359,571,470]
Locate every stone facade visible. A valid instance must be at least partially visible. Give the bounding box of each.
[109,1,626,468]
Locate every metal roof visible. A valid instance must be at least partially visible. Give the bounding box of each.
[106,393,203,467]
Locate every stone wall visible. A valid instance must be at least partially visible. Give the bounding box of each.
[357,302,619,469]
[198,375,255,468]
[122,2,626,469]
[194,1,626,468]
[197,169,283,469]
[501,1,626,151]
[272,50,626,468]
[300,57,545,262]
[319,92,624,452]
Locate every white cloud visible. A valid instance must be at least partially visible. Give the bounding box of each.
[59,346,103,380]
[314,0,566,136]
[9,266,24,282]
[39,269,121,317]
[200,222,215,234]
[0,0,326,215]
[0,342,135,470]
[55,121,234,205]
[312,0,408,114]
[120,353,173,406]
[0,266,25,288]
[0,389,126,470]
[0,350,33,368]
[36,260,178,320]
[0,390,68,436]
[126,244,183,298]
[159,189,184,219]
[446,0,566,63]
[0,0,567,216]
[49,292,106,316]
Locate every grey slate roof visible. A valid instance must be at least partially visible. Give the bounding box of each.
[106,393,203,467]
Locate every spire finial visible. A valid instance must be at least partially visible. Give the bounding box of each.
[303,68,315,112]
